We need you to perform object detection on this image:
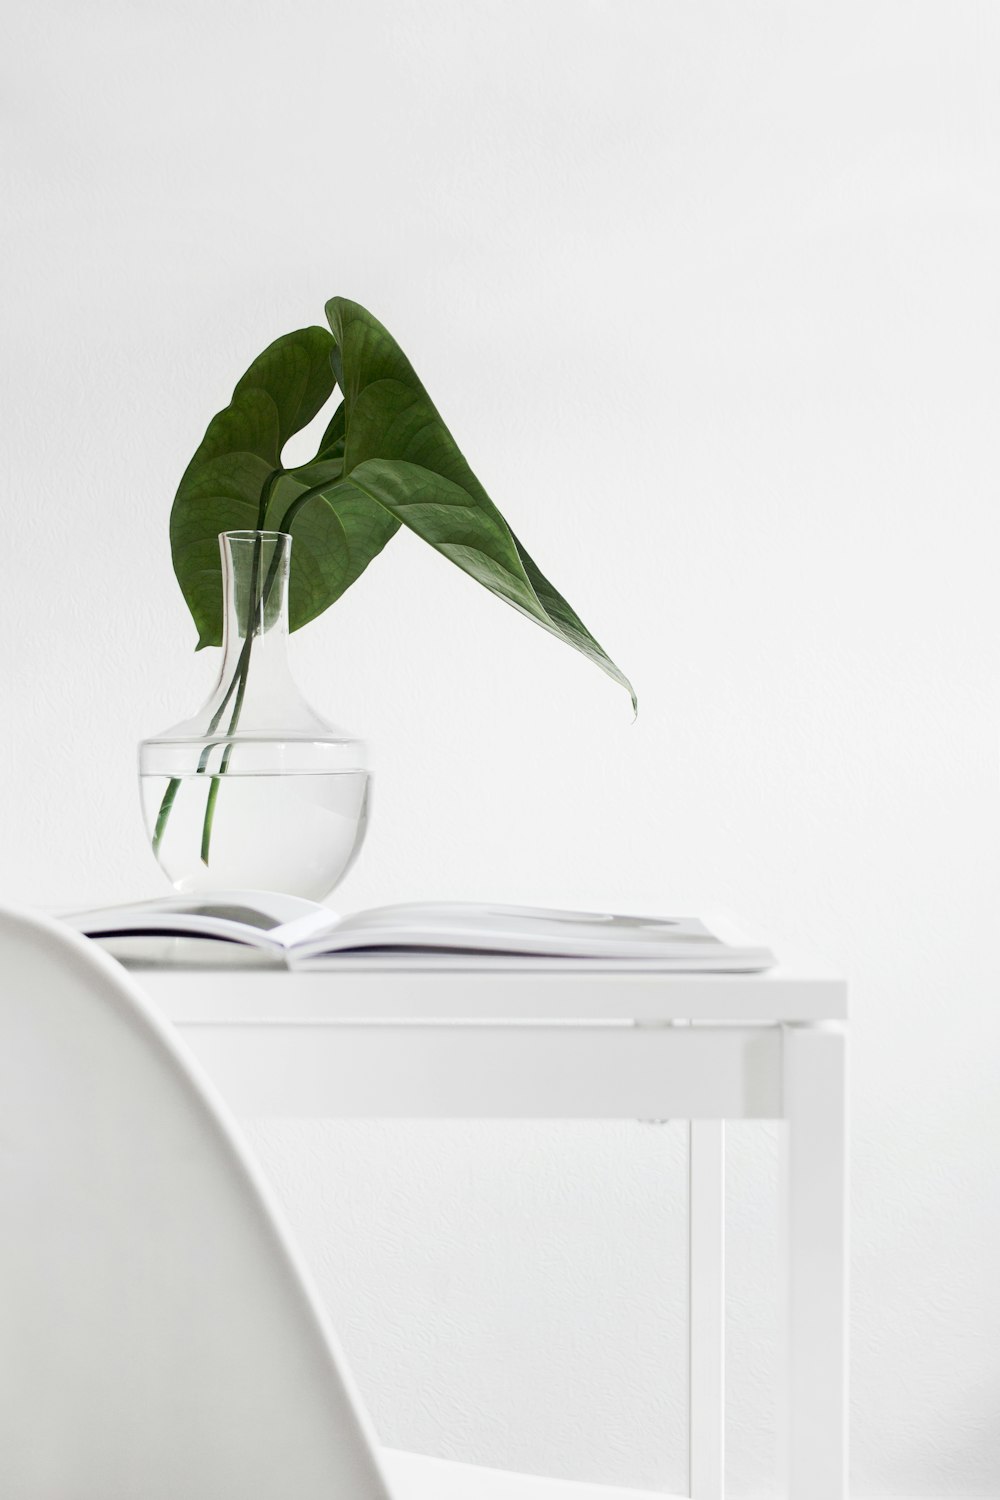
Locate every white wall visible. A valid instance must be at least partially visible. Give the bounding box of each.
[3,2,999,1493]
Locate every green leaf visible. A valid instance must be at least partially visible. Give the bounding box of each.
[343,459,636,709]
[265,464,399,632]
[232,326,338,443]
[170,326,339,647]
[322,297,635,708]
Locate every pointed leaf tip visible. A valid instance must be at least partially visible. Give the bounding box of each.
[322,299,634,706]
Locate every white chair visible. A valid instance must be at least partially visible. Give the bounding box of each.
[0,904,669,1500]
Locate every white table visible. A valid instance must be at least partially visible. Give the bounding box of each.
[138,954,848,1500]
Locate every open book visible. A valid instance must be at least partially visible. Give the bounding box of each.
[62,892,775,972]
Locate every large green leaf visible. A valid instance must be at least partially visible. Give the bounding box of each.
[169,301,633,710]
[321,298,635,708]
[171,325,343,647]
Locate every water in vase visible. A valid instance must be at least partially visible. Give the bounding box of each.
[141,769,369,900]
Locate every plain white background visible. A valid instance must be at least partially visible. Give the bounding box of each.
[2,2,999,1494]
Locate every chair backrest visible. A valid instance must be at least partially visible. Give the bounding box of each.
[0,903,396,1500]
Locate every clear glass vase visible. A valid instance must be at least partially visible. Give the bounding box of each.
[139,531,369,900]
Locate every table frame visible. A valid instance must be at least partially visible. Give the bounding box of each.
[141,961,848,1500]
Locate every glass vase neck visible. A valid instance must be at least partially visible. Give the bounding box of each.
[221,530,290,660]
[206,529,331,736]
[145,528,361,749]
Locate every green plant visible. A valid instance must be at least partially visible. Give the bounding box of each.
[160,297,634,859]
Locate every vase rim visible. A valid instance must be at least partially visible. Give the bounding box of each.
[222,529,292,542]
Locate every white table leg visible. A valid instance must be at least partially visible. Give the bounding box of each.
[689,1120,725,1499]
[781,1024,848,1500]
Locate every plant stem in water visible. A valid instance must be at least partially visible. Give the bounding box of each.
[152,776,181,851]
[199,527,264,864]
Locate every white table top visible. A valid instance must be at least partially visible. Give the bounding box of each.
[129,951,847,1024]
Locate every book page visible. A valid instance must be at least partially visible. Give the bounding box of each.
[303,902,748,959]
[62,891,339,951]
